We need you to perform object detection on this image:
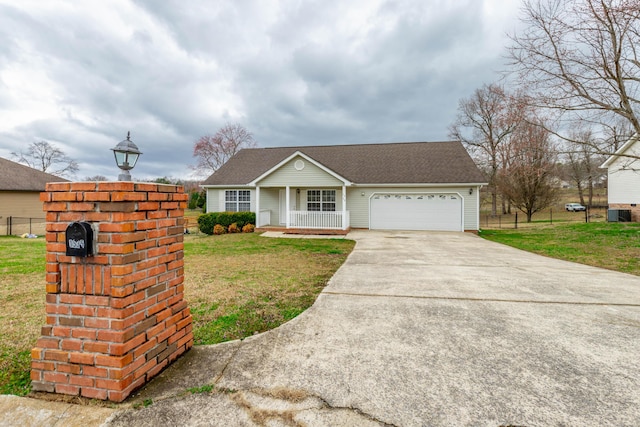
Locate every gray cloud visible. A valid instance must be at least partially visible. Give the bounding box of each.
[0,0,521,180]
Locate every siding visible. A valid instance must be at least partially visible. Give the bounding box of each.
[206,188,255,213]
[0,191,47,235]
[607,150,640,204]
[257,156,344,187]
[347,186,480,231]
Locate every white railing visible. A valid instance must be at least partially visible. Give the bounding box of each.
[258,209,271,227]
[289,211,349,229]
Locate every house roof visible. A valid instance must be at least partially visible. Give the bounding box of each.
[601,133,639,168]
[0,157,69,191]
[202,141,487,186]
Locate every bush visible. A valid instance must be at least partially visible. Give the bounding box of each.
[197,190,207,210]
[242,223,255,233]
[198,212,256,235]
[197,212,256,235]
[213,224,226,235]
[228,223,240,233]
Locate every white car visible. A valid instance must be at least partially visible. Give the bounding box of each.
[565,203,586,212]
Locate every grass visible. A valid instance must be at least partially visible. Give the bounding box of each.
[0,233,354,396]
[481,222,640,275]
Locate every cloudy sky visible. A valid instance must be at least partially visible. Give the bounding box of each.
[0,0,521,180]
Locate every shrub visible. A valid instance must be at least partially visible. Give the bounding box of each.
[197,190,207,210]
[228,223,240,233]
[213,224,226,235]
[188,191,200,210]
[242,223,255,233]
[198,212,256,235]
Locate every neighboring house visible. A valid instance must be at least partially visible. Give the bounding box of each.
[201,141,487,232]
[601,133,640,222]
[0,156,68,235]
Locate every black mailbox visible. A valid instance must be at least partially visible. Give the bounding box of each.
[65,222,94,257]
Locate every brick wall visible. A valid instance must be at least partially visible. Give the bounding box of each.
[31,182,193,402]
[609,203,640,222]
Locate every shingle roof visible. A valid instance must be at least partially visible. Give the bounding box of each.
[202,141,487,186]
[0,157,69,191]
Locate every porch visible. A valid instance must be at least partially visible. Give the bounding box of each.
[255,186,350,231]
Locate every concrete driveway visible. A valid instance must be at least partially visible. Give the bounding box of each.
[105,230,640,426]
[14,230,637,426]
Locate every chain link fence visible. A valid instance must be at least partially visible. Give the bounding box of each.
[1,216,46,236]
[480,207,608,229]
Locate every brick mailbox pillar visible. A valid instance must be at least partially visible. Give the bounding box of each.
[31,182,193,402]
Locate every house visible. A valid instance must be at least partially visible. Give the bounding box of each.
[0,156,68,235]
[201,141,487,232]
[601,133,640,222]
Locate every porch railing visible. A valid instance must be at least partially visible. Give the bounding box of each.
[289,210,349,229]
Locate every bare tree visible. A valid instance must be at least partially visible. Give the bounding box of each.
[192,123,257,177]
[499,119,559,222]
[84,175,109,181]
[12,141,79,178]
[449,84,524,215]
[508,0,640,156]
[563,129,608,206]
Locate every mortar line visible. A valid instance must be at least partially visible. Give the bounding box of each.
[321,291,640,307]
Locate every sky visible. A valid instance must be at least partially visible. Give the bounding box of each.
[0,0,522,181]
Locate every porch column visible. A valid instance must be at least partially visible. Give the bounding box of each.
[285,185,290,228]
[342,185,347,230]
[255,186,261,227]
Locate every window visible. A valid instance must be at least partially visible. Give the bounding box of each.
[225,190,251,212]
[307,189,336,212]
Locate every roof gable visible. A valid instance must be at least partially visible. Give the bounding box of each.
[250,151,351,186]
[0,157,69,191]
[601,133,640,168]
[202,141,487,186]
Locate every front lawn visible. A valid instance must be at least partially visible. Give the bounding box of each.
[481,222,640,275]
[0,233,354,396]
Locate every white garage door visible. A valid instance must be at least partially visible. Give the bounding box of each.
[370,193,463,231]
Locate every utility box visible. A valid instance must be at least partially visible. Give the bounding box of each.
[608,209,631,222]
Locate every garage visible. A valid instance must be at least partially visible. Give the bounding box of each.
[369,192,463,231]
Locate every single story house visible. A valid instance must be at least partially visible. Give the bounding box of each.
[601,133,640,222]
[0,156,68,235]
[201,141,487,232]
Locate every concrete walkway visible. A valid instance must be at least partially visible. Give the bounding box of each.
[2,230,640,426]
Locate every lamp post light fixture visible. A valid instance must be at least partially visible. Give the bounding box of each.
[111,131,142,181]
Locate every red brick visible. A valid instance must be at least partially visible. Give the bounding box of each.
[111,212,146,222]
[147,359,169,379]
[147,301,168,317]
[84,212,111,221]
[109,333,146,356]
[46,284,61,293]
[70,375,95,387]
[31,361,55,371]
[134,358,157,380]
[111,191,147,202]
[147,210,168,220]
[84,341,110,353]
[43,371,68,383]
[133,337,158,359]
[83,365,108,378]
[111,285,135,298]
[138,201,160,211]
[111,231,146,244]
[95,353,133,368]
[61,340,83,351]
[136,220,157,231]
[71,329,95,340]
[30,370,42,381]
[85,317,110,329]
[135,183,158,192]
[36,337,60,349]
[97,182,135,192]
[68,202,95,211]
[70,182,98,191]
[57,363,82,375]
[81,387,108,400]
[52,192,79,202]
[52,326,72,337]
[99,222,135,233]
[59,294,84,304]
[58,212,84,222]
[85,295,110,306]
[156,325,177,343]
[83,191,111,201]
[55,384,79,395]
[97,328,135,343]
[148,192,169,201]
[98,243,135,254]
[46,182,71,192]
[70,305,95,316]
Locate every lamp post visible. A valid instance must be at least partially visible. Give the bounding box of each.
[111,131,142,181]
